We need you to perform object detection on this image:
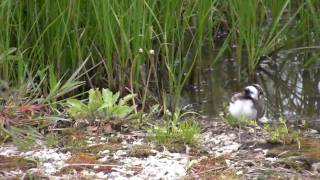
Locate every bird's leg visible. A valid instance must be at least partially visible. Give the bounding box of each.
[251,119,258,148]
[238,120,242,143]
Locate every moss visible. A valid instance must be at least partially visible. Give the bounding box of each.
[129,144,156,158]
[0,155,37,170]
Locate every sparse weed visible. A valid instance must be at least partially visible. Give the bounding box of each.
[263,117,301,146]
[1,126,43,150]
[149,109,200,145]
[220,111,258,128]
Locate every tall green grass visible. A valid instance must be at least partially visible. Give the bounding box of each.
[228,0,301,74]
[0,0,319,111]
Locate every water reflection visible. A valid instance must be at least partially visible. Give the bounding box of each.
[185,52,320,121]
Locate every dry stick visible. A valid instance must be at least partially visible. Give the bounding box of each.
[191,166,227,176]
[128,67,137,114]
[141,57,153,113]
[65,163,142,169]
[65,163,143,175]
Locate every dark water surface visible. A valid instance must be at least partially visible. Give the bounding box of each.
[185,51,320,122]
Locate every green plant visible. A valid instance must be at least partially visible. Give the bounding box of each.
[150,120,200,145]
[149,109,200,145]
[263,117,301,146]
[45,132,60,148]
[220,112,238,127]
[1,126,43,150]
[67,88,136,121]
[228,0,301,74]
[220,111,258,128]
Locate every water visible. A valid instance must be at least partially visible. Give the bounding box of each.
[185,50,320,122]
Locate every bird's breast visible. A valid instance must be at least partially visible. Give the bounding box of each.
[229,99,257,120]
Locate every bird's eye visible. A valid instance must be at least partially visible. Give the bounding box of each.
[1,87,7,92]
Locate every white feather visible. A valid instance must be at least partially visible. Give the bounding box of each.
[229,99,257,120]
[246,86,258,100]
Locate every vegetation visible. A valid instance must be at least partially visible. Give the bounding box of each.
[264,117,301,146]
[149,109,201,145]
[0,0,319,149]
[220,110,258,128]
[222,111,302,146]
[1,1,319,106]
[67,88,136,121]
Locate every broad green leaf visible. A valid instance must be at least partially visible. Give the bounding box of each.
[110,105,134,118]
[67,99,88,118]
[102,88,113,107]
[98,103,110,111]
[88,89,103,112]
[67,99,87,108]
[119,94,136,106]
[112,91,120,106]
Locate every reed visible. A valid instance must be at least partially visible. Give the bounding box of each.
[0,0,318,110]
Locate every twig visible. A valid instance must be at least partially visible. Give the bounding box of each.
[277,150,289,157]
[191,166,227,176]
[65,163,124,168]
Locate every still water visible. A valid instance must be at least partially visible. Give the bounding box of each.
[185,50,320,122]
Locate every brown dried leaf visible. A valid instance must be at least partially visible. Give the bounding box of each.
[103,124,113,134]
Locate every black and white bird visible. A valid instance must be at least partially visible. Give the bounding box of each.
[229,84,265,121]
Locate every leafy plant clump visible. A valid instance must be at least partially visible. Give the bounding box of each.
[67,88,136,121]
[151,121,201,145]
[263,117,301,146]
[149,109,201,145]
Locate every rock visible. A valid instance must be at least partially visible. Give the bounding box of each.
[311,162,320,173]
[265,157,277,162]
[113,150,127,159]
[99,149,110,155]
[309,129,319,135]
[258,116,271,124]
[253,148,262,152]
[236,170,243,175]
[248,128,255,134]
[308,119,320,132]
[225,159,233,167]
[216,143,241,156]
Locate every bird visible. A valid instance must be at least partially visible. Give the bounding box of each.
[229,84,265,122]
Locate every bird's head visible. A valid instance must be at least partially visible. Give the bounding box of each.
[244,84,264,100]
